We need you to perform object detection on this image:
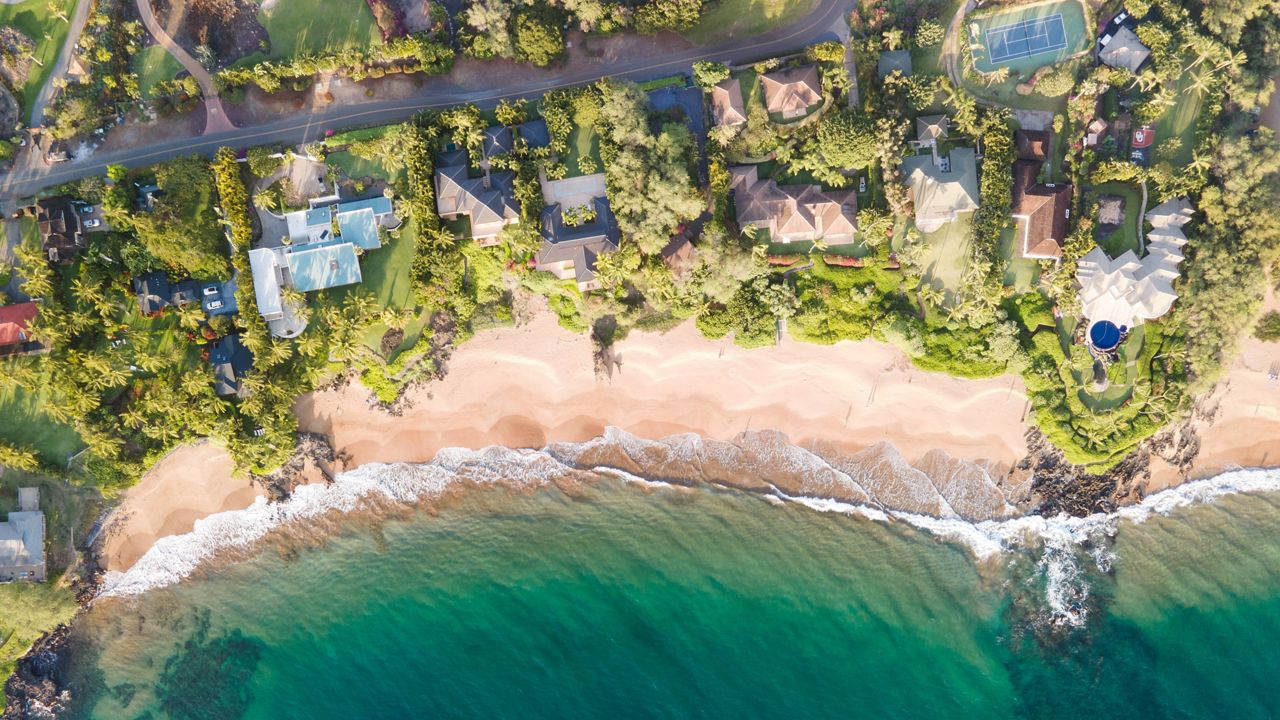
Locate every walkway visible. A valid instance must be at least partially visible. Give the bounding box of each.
[133,0,236,134]
[27,0,93,125]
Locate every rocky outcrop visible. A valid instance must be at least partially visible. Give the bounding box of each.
[3,625,72,719]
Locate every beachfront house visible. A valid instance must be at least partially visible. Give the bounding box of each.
[729,165,857,245]
[901,118,979,233]
[435,147,521,246]
[209,334,254,398]
[250,195,398,338]
[760,65,823,120]
[0,487,45,583]
[1011,130,1073,261]
[534,197,620,292]
[1076,197,1193,351]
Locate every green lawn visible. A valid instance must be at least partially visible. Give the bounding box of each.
[258,0,382,59]
[327,150,404,184]
[324,124,397,146]
[968,0,1091,75]
[0,361,84,464]
[1152,70,1205,165]
[132,45,183,99]
[0,0,79,122]
[334,215,417,312]
[999,226,1041,291]
[682,0,820,44]
[1091,181,1142,257]
[918,213,973,304]
[961,58,1082,112]
[564,125,601,177]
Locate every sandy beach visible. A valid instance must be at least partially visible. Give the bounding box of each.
[99,442,264,571]
[99,308,1280,572]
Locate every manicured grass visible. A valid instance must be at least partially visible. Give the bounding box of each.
[0,0,79,122]
[132,45,183,99]
[348,215,417,311]
[967,0,1091,75]
[327,150,404,183]
[960,58,1081,112]
[999,227,1041,291]
[0,360,84,464]
[1152,70,1204,165]
[682,0,820,44]
[735,68,763,111]
[917,213,973,304]
[564,125,601,177]
[638,75,687,91]
[258,0,382,60]
[1091,181,1142,257]
[324,124,397,146]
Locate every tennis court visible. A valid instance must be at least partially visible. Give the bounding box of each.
[969,0,1090,74]
[987,15,1068,64]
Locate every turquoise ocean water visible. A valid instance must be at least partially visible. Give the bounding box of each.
[57,458,1280,719]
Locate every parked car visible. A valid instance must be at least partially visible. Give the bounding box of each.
[77,204,95,214]
[202,285,220,297]
[207,299,224,311]
[84,218,101,228]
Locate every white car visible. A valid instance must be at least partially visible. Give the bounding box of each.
[203,286,220,297]
[207,299,224,311]
[84,218,101,228]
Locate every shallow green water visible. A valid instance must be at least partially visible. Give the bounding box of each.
[61,477,1280,719]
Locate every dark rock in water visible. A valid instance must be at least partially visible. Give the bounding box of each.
[251,432,337,502]
[156,610,264,720]
[3,624,73,719]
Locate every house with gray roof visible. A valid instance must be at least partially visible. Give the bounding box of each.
[901,147,980,232]
[518,119,551,149]
[436,148,521,245]
[209,334,254,397]
[0,487,45,583]
[730,165,857,245]
[535,197,620,292]
[710,77,747,128]
[1098,24,1151,74]
[133,270,201,316]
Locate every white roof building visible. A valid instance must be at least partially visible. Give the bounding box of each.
[1076,196,1193,332]
[1098,25,1151,74]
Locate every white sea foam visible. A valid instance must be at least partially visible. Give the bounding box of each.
[98,445,577,598]
[98,428,1280,625]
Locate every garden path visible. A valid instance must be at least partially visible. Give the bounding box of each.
[133,0,236,134]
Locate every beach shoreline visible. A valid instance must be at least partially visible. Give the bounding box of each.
[97,311,1280,574]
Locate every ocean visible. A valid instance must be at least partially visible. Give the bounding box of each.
[49,434,1280,719]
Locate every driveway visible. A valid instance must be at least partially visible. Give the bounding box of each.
[133,0,236,133]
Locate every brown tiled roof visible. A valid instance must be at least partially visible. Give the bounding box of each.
[710,78,747,127]
[730,166,857,244]
[759,65,822,119]
[1015,129,1050,161]
[1012,160,1072,260]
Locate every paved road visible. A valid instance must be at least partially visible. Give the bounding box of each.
[133,0,235,133]
[28,0,94,125]
[0,0,849,200]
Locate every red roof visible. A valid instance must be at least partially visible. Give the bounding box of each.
[0,302,37,347]
[1131,125,1155,149]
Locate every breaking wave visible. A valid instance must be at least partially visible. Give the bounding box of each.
[98,428,1280,628]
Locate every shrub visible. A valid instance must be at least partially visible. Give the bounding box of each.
[692,60,730,89]
[1256,311,1280,341]
[915,19,944,48]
